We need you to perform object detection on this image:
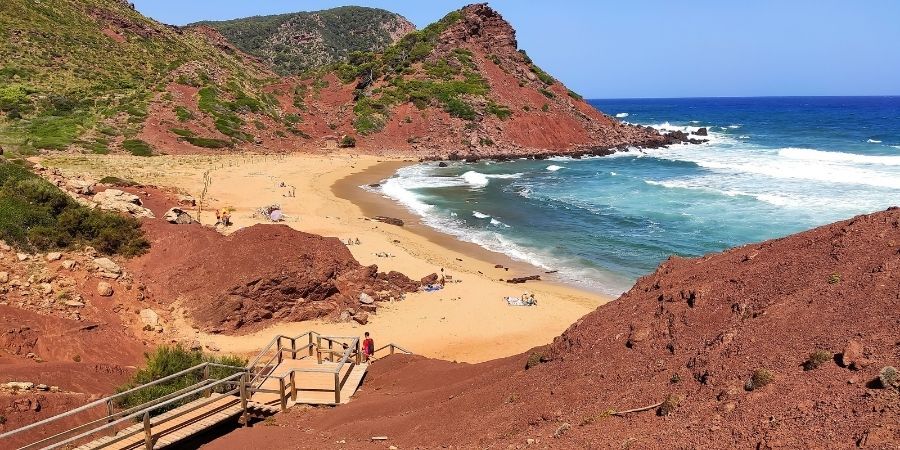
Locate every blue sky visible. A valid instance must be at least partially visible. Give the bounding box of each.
[131,1,900,99]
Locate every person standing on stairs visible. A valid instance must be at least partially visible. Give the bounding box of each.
[362,332,375,362]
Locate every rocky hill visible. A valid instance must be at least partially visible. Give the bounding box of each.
[192,7,416,75]
[1,1,680,159]
[202,207,900,449]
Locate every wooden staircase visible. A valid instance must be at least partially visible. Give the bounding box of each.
[0,331,405,450]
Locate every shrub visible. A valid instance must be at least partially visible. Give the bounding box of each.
[828,273,841,284]
[486,102,511,120]
[0,414,5,425]
[657,394,680,416]
[174,106,193,122]
[567,90,583,101]
[803,350,833,371]
[0,160,148,256]
[539,88,556,99]
[121,139,153,157]
[99,176,138,187]
[338,135,357,148]
[530,64,555,85]
[525,352,547,370]
[541,103,550,112]
[670,373,681,384]
[115,345,247,414]
[745,368,774,391]
[879,366,898,390]
[184,137,231,149]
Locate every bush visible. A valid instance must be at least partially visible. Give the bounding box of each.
[745,368,774,391]
[567,90,583,101]
[530,64,555,85]
[486,102,511,120]
[525,352,547,370]
[122,139,153,157]
[174,106,194,122]
[828,273,841,284]
[0,160,148,256]
[803,350,833,371]
[539,88,556,99]
[184,136,231,149]
[115,345,247,414]
[879,366,898,390]
[99,176,138,187]
[338,135,357,148]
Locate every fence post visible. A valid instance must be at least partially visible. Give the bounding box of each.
[290,371,297,402]
[328,340,333,362]
[316,336,322,364]
[203,364,212,397]
[355,339,361,364]
[277,337,283,365]
[291,338,296,360]
[334,372,341,404]
[308,333,314,357]
[239,372,248,425]
[278,378,287,412]
[390,344,395,355]
[107,399,116,436]
[143,411,152,450]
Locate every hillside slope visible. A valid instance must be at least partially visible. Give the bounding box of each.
[202,207,900,449]
[1,1,682,158]
[193,6,416,75]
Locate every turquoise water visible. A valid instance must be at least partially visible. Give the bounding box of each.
[377,97,900,294]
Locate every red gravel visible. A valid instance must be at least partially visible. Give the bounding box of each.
[201,208,900,449]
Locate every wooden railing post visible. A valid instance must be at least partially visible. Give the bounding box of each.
[143,411,152,450]
[308,333,314,356]
[290,371,297,402]
[291,338,296,360]
[328,340,333,362]
[106,399,116,436]
[203,364,212,397]
[239,372,248,425]
[316,336,322,364]
[278,378,287,412]
[390,344,395,355]
[334,372,341,404]
[277,337,283,365]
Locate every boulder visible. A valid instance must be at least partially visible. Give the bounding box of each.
[177,195,196,207]
[438,161,449,167]
[0,272,8,283]
[421,273,439,285]
[373,216,404,226]
[695,127,709,136]
[339,310,352,322]
[17,253,29,261]
[93,257,122,274]
[61,260,77,270]
[352,312,369,325]
[92,189,154,218]
[359,292,375,305]
[96,281,114,297]
[46,252,63,261]
[64,300,85,307]
[139,309,160,327]
[163,207,194,224]
[4,381,34,391]
[66,179,95,195]
[841,339,868,370]
[359,304,377,314]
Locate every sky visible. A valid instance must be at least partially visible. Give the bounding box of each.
[131,0,900,99]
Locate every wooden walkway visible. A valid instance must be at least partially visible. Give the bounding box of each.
[1,331,404,450]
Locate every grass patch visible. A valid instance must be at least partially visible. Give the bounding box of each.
[121,139,153,156]
[0,159,148,256]
[567,90,583,101]
[183,136,231,149]
[174,106,194,122]
[745,368,774,391]
[486,101,511,120]
[539,88,556,99]
[531,64,555,85]
[99,176,138,187]
[803,350,833,371]
[115,345,246,415]
[169,128,195,137]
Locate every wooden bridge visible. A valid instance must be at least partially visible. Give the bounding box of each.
[0,331,411,450]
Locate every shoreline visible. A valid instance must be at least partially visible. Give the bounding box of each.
[44,153,613,363]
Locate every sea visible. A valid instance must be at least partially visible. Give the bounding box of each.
[375,97,900,295]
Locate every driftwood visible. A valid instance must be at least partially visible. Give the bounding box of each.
[611,401,663,416]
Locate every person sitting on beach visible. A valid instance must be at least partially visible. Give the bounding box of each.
[362,332,375,362]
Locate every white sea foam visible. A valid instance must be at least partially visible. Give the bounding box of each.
[893,145,900,150]
[610,171,618,176]
[867,139,883,143]
[778,147,900,166]
[546,165,564,172]
[460,171,522,187]
[727,124,742,129]
[490,218,510,227]
[615,112,629,118]
[472,211,490,219]
[738,135,750,139]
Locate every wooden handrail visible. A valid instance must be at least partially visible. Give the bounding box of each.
[0,361,244,440]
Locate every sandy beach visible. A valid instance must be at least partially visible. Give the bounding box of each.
[44,153,611,363]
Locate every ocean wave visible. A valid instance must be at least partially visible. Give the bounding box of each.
[460,171,522,187]
[490,218,510,227]
[867,139,882,144]
[644,179,802,207]
[738,135,750,139]
[546,165,564,171]
[610,171,618,176]
[727,124,742,129]
[472,211,490,219]
[893,145,900,150]
[778,147,900,166]
[615,112,629,118]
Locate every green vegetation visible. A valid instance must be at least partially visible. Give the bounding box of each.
[184,136,231,149]
[827,273,841,284]
[745,368,774,391]
[525,352,548,370]
[803,350,833,371]
[115,345,246,414]
[0,159,148,256]
[567,90,583,101]
[0,0,271,155]
[121,139,153,157]
[531,64,555,85]
[486,101,512,120]
[879,366,898,390]
[195,6,413,75]
[170,128,195,137]
[539,88,556,99]
[657,394,680,416]
[541,103,550,112]
[338,135,357,148]
[99,176,138,187]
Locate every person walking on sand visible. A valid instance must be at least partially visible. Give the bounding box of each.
[362,332,375,362]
